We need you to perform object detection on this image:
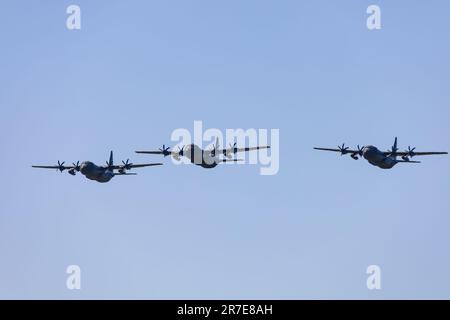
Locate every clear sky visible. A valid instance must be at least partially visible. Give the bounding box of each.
[1,0,449,299]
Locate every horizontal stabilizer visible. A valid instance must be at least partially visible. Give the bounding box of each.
[220,159,243,163]
[396,160,421,164]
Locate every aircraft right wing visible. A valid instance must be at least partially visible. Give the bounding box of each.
[135,151,171,155]
[126,163,163,169]
[32,163,75,171]
[135,144,172,157]
[32,165,71,169]
[313,147,359,155]
[110,163,164,170]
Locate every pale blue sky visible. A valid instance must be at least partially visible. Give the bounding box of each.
[1,0,450,299]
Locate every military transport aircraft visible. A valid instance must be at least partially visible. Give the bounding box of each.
[32,151,163,183]
[135,139,270,169]
[314,137,447,169]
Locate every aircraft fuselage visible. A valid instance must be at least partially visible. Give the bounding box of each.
[79,161,115,182]
[362,146,397,169]
[179,144,220,169]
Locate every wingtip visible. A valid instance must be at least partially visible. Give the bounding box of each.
[150,163,163,166]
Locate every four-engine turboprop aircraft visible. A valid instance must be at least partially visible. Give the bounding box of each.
[314,137,447,169]
[135,139,270,169]
[32,151,163,183]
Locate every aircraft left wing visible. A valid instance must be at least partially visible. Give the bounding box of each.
[383,151,448,157]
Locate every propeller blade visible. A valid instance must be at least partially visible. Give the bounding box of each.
[338,143,349,155]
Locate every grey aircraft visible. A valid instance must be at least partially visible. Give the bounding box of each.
[32,151,163,183]
[135,139,270,169]
[314,137,447,169]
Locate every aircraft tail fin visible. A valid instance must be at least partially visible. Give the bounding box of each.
[109,151,113,166]
[390,137,398,159]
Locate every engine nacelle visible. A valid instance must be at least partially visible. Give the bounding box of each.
[402,156,410,161]
[68,169,76,176]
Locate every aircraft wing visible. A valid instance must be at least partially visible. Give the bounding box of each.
[127,163,163,168]
[314,147,359,154]
[383,151,448,156]
[217,145,270,156]
[32,165,75,170]
[135,150,172,155]
[111,163,163,170]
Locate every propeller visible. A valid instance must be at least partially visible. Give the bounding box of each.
[401,146,416,161]
[357,145,365,156]
[230,142,238,154]
[338,143,349,155]
[224,142,238,158]
[211,144,219,157]
[73,161,81,171]
[208,138,219,158]
[57,161,65,172]
[406,146,416,158]
[159,145,171,157]
[121,159,133,170]
[68,161,81,175]
[177,146,185,157]
[350,146,364,160]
